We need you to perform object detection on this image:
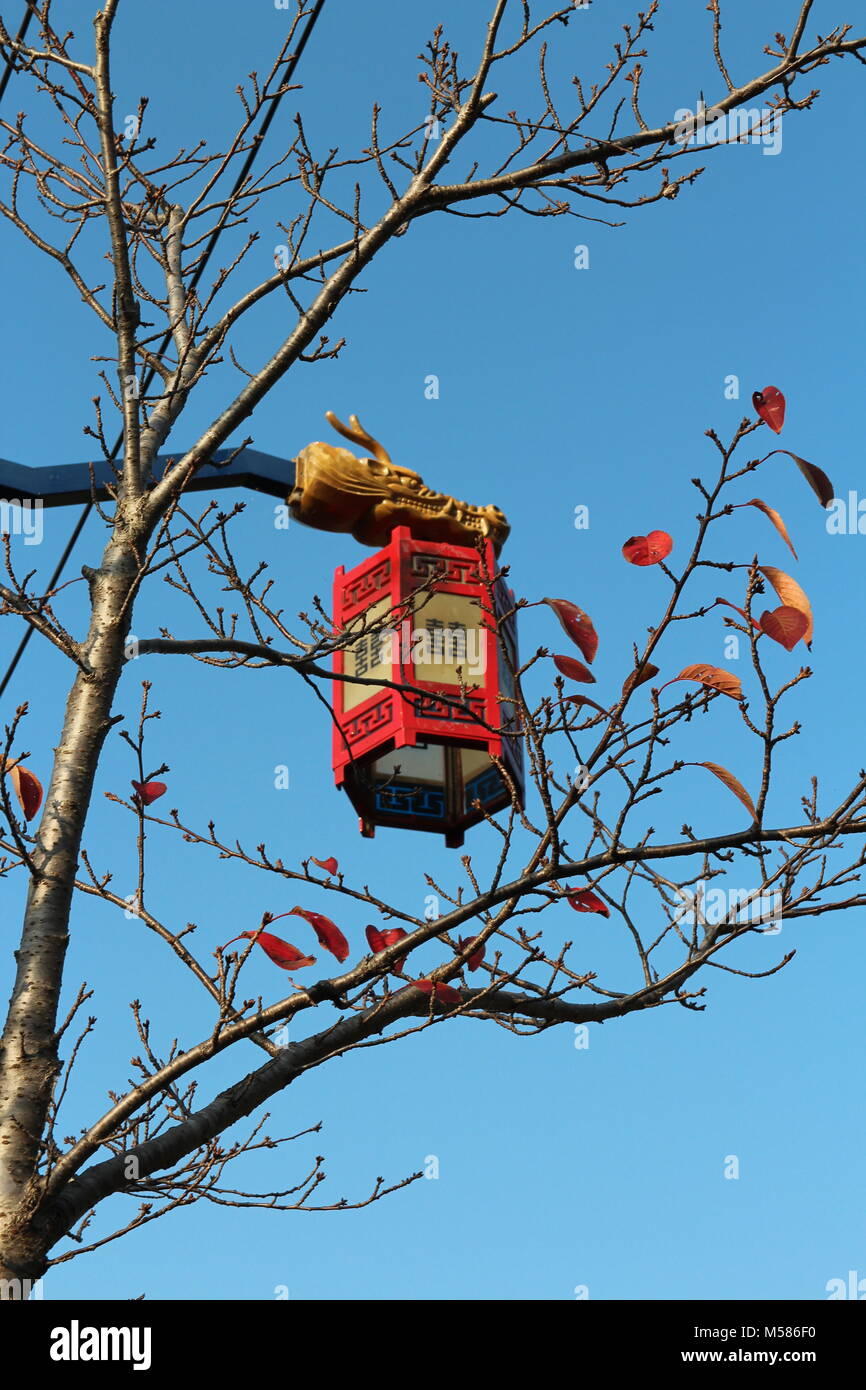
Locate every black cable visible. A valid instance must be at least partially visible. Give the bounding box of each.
[0,3,34,103]
[0,0,327,699]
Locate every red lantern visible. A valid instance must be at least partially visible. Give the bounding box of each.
[332,527,524,847]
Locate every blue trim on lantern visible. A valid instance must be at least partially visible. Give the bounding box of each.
[373,783,447,820]
[465,766,505,811]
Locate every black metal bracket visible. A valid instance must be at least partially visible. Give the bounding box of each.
[0,448,294,508]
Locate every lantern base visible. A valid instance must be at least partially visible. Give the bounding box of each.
[338,740,510,848]
[357,813,464,848]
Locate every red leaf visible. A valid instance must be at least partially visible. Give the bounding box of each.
[542,598,599,664]
[220,930,316,971]
[2,760,43,821]
[365,924,408,972]
[567,888,610,917]
[311,856,339,875]
[289,906,349,963]
[715,597,762,631]
[622,531,673,566]
[553,654,595,684]
[411,978,462,1006]
[458,935,485,971]
[131,780,167,806]
[753,385,785,434]
[759,605,809,651]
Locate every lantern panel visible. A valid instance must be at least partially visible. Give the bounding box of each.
[340,596,393,712]
[404,591,487,686]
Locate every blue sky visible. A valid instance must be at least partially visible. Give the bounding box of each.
[1,0,864,1300]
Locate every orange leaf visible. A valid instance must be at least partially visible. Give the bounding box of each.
[621,662,659,698]
[665,664,743,700]
[689,761,756,820]
[742,499,798,561]
[758,566,814,646]
[2,760,43,821]
[759,605,809,651]
[542,598,598,664]
[553,654,595,684]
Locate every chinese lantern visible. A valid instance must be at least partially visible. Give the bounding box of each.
[332,526,524,847]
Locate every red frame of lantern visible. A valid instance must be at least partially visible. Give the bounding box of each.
[331,526,523,845]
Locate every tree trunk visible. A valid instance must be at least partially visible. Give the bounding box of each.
[0,522,143,1282]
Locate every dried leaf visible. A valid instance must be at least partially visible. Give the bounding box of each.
[621,662,659,697]
[743,499,798,560]
[761,448,834,507]
[567,888,610,917]
[778,451,834,508]
[542,598,599,664]
[553,654,595,684]
[690,761,757,820]
[759,605,809,651]
[752,385,785,433]
[665,664,743,700]
[758,566,814,645]
[622,531,673,566]
[787,452,834,508]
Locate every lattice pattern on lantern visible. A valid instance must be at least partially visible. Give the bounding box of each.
[340,556,392,617]
[332,526,524,847]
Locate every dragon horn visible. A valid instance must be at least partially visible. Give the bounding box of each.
[324,410,392,466]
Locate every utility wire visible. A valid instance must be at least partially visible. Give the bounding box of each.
[0,0,327,699]
[0,2,34,102]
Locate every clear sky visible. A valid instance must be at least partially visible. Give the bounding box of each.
[1,0,864,1301]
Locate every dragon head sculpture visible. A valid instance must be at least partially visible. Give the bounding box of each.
[289,412,510,554]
